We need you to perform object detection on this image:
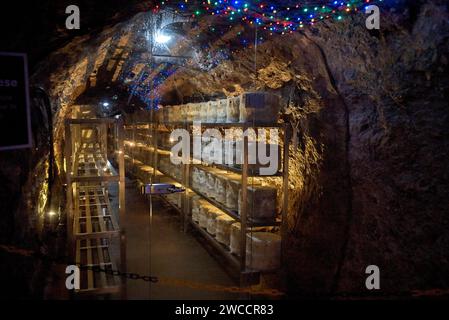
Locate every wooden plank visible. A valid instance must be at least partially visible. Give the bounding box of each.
[74,185,81,235]
[85,189,93,234]
[94,187,107,233]
[96,240,108,287]
[86,241,94,290]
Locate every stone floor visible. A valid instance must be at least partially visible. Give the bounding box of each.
[119,179,238,299]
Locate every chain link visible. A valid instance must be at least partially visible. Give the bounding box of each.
[0,244,284,297]
[5,243,448,298]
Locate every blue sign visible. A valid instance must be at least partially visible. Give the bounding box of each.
[0,52,32,151]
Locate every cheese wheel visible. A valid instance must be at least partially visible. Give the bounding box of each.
[216,214,235,247]
[226,97,240,123]
[245,232,281,271]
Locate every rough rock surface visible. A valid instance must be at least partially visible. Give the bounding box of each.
[2,1,448,297]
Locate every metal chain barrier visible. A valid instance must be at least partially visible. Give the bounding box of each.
[0,244,284,297]
[3,243,449,298]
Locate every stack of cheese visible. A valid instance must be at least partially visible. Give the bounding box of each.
[245,232,281,271]
[229,224,281,271]
[238,185,277,222]
[216,214,235,247]
[198,201,216,229]
[154,92,280,124]
[206,207,226,236]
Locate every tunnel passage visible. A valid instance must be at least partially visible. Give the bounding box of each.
[1,2,449,299]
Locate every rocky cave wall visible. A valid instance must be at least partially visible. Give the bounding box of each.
[152,2,449,295]
[4,1,448,296]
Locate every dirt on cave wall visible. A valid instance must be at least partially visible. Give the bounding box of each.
[19,1,449,296]
[157,3,449,295]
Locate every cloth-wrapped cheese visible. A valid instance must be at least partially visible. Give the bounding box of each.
[226,97,240,123]
[206,207,225,235]
[216,99,227,123]
[204,170,216,198]
[198,201,215,228]
[238,185,277,222]
[190,103,200,122]
[184,103,193,122]
[192,167,207,194]
[192,198,208,223]
[171,105,182,122]
[200,102,209,122]
[245,232,281,271]
[213,171,228,205]
[216,214,235,247]
[207,101,217,123]
[225,173,241,212]
[230,222,241,256]
[191,167,201,190]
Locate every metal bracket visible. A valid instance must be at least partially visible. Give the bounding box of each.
[141,183,185,195]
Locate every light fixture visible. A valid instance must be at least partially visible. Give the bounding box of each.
[155,31,171,44]
[102,102,110,107]
[48,210,56,217]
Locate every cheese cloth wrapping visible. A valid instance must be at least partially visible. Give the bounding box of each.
[212,169,228,205]
[199,201,216,228]
[245,232,281,271]
[216,99,227,123]
[206,207,226,235]
[225,172,241,212]
[216,214,235,247]
[201,135,211,164]
[205,169,216,198]
[207,100,218,123]
[221,127,239,168]
[238,184,277,222]
[190,103,201,122]
[194,168,207,194]
[200,102,209,122]
[226,96,240,123]
[230,222,242,255]
[184,103,193,122]
[171,105,181,122]
[192,198,208,223]
[191,167,201,191]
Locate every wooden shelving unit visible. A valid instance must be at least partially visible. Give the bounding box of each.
[124,105,291,286]
[64,106,126,296]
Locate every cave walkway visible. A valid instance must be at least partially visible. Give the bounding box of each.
[121,179,238,299]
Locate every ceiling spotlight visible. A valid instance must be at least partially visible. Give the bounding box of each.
[155,32,171,44]
[102,102,110,107]
[48,210,56,217]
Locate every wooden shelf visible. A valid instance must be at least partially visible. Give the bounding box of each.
[73,185,120,239]
[75,238,121,294]
[65,112,126,297]
[123,114,290,283]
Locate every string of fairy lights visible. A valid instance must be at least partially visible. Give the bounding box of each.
[154,0,386,34]
[123,0,390,108]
